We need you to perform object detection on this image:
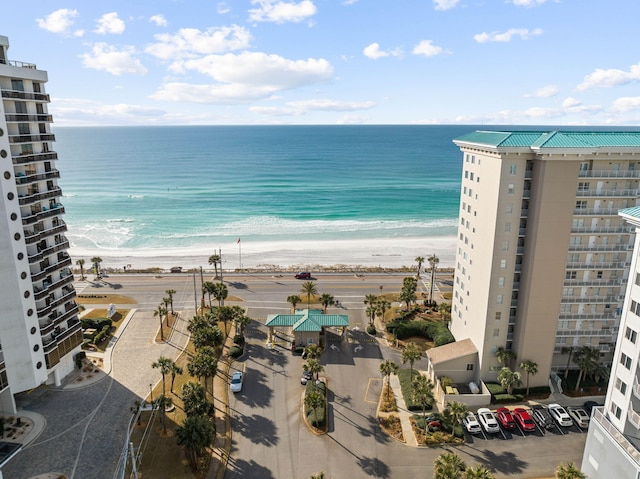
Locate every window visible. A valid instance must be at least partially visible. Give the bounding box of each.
[495,312,502,320]
[611,402,622,419]
[493,328,500,337]
[620,352,632,370]
[504,223,511,233]
[566,271,576,280]
[470,172,474,181]
[465,170,469,179]
[506,203,513,214]
[635,272,640,286]
[498,277,505,287]
[466,154,469,163]
[466,364,474,371]
[496,294,503,304]
[15,101,27,114]
[573,218,585,228]
[597,271,603,279]
[508,184,515,195]
[509,164,517,175]
[11,79,24,91]
[463,186,467,194]
[500,259,507,269]
[471,155,475,164]
[469,188,473,197]
[568,254,579,263]
[560,304,572,313]
[615,377,627,395]
[576,201,587,209]
[578,182,590,191]
[625,326,638,344]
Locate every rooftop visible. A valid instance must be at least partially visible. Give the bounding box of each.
[454,130,640,150]
[426,338,478,365]
[265,309,349,332]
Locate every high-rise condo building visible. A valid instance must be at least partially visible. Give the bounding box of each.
[582,206,640,478]
[0,35,82,413]
[450,130,640,388]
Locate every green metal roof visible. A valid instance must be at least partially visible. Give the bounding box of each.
[619,206,640,220]
[265,309,349,332]
[454,130,640,149]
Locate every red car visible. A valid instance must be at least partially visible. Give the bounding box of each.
[495,407,516,430]
[295,272,312,279]
[513,408,536,432]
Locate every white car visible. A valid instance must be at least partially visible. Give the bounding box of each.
[477,407,500,434]
[462,412,482,434]
[567,406,590,428]
[548,403,572,427]
[230,371,243,393]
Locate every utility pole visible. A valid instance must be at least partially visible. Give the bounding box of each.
[193,271,198,316]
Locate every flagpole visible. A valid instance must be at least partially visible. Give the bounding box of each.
[238,238,242,271]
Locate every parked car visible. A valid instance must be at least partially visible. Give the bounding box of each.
[462,412,482,434]
[477,407,500,434]
[295,272,312,279]
[583,401,603,416]
[230,371,243,393]
[567,406,590,428]
[301,370,313,385]
[495,407,516,430]
[531,405,556,430]
[548,403,572,427]
[513,408,536,432]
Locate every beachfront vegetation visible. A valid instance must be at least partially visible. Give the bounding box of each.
[76,258,86,280]
[300,281,318,309]
[379,359,399,403]
[208,254,221,279]
[412,374,435,435]
[287,294,301,311]
[427,254,439,305]
[401,342,422,384]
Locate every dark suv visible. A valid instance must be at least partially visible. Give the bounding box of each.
[295,272,312,279]
[531,405,556,430]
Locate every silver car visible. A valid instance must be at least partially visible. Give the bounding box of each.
[567,406,590,428]
[548,403,572,427]
[462,412,482,434]
[477,407,500,434]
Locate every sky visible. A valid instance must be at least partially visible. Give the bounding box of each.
[3,0,640,126]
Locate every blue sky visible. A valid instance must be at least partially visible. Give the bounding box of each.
[4,0,640,126]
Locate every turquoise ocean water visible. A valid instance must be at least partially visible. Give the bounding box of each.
[53,125,471,255]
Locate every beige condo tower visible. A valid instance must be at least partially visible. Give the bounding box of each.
[450,130,640,388]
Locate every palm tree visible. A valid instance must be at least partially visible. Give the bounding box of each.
[202,281,215,310]
[304,358,324,381]
[304,343,322,360]
[439,302,452,324]
[162,297,172,324]
[176,414,216,471]
[573,345,601,391]
[364,293,378,307]
[153,304,167,341]
[444,400,469,430]
[192,324,224,350]
[165,289,176,315]
[287,294,302,312]
[319,293,335,313]
[519,360,538,396]
[554,461,586,479]
[366,304,377,326]
[234,313,251,336]
[300,281,318,309]
[401,341,422,382]
[208,254,221,279]
[498,367,522,395]
[463,465,495,479]
[310,472,326,479]
[181,381,213,417]
[427,253,439,305]
[433,451,465,479]
[75,258,86,280]
[412,373,435,436]
[379,359,399,402]
[212,282,228,307]
[130,399,143,426]
[187,346,218,396]
[415,256,425,278]
[375,298,390,322]
[561,346,574,379]
[90,256,103,278]
[495,346,516,368]
[169,362,184,394]
[152,356,173,398]
[400,277,418,310]
[304,389,325,427]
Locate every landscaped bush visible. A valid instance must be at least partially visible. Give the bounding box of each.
[385,319,453,346]
[93,325,111,345]
[228,345,243,358]
[398,369,432,411]
[486,382,523,403]
[307,405,325,427]
[513,385,551,397]
[233,334,245,345]
[75,351,86,369]
[366,325,377,335]
[81,317,112,331]
[306,380,327,395]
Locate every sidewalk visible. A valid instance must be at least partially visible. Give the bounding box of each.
[388,374,418,447]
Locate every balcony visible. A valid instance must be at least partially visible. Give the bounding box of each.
[558,312,618,320]
[33,271,74,301]
[564,278,625,287]
[592,408,640,465]
[39,304,79,336]
[24,222,68,245]
[15,169,60,186]
[18,187,62,206]
[571,225,633,234]
[556,329,615,337]
[42,319,81,353]
[28,239,69,264]
[21,204,64,225]
[31,257,71,283]
[573,208,622,216]
[566,261,628,270]
[1,90,50,101]
[560,296,619,304]
[8,133,55,144]
[634,377,640,400]
[629,408,640,429]
[568,243,633,252]
[579,169,640,179]
[36,286,75,318]
[4,113,53,122]
[11,151,58,165]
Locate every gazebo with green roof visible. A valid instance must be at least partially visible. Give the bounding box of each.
[265,309,349,349]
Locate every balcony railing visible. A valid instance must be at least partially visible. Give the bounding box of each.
[11,152,58,165]
[36,287,75,318]
[18,187,62,206]
[592,408,640,465]
[21,204,64,225]
[579,169,640,178]
[555,329,615,337]
[560,296,619,304]
[558,312,618,320]
[24,222,68,245]
[33,274,74,301]
[4,113,53,122]
[564,278,625,287]
[1,90,49,101]
[15,169,60,186]
[28,239,69,264]
[576,189,638,197]
[573,208,622,216]
[31,257,71,283]
[566,261,628,270]
[568,244,633,252]
[571,226,633,234]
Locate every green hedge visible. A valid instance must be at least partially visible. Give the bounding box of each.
[385,320,454,346]
[398,369,433,411]
[485,382,524,403]
[305,381,326,427]
[366,325,377,335]
[81,318,112,331]
[228,345,244,358]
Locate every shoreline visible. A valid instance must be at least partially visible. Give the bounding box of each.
[69,236,457,272]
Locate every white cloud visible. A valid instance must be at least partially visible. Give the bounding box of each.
[94,12,125,35]
[412,40,444,57]
[149,14,167,27]
[363,43,402,59]
[36,9,81,35]
[248,0,317,23]
[146,26,252,60]
[80,43,147,76]
[50,98,167,125]
[250,99,374,116]
[474,28,542,43]
[434,0,460,11]
[524,85,559,98]
[218,2,231,14]
[612,96,640,113]
[152,52,333,104]
[576,62,640,91]
[507,0,550,6]
[562,97,581,108]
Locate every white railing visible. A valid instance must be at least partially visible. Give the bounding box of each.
[592,408,640,465]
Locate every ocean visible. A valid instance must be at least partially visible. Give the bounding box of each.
[53,125,470,270]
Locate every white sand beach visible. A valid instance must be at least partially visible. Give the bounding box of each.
[69,236,457,272]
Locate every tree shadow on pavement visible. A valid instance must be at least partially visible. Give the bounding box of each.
[233,413,279,447]
[357,456,390,478]
[245,343,289,369]
[238,367,273,408]
[226,457,276,479]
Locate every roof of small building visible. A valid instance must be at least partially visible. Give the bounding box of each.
[426,338,478,365]
[265,309,349,332]
[454,130,640,149]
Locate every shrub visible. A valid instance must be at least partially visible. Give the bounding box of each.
[74,351,86,369]
[307,406,325,427]
[81,318,112,331]
[233,334,245,345]
[398,369,432,411]
[366,325,377,335]
[228,345,244,358]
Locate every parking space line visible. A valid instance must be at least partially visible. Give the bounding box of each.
[364,378,382,404]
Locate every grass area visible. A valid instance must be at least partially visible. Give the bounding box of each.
[397,369,432,411]
[154,312,179,343]
[81,310,129,352]
[77,293,137,304]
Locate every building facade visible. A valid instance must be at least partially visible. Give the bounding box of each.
[450,130,640,387]
[0,35,82,413]
[582,206,640,478]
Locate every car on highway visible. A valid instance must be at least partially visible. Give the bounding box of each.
[295,272,312,279]
[495,407,516,430]
[567,406,590,428]
[230,371,243,393]
[513,408,536,432]
[462,412,482,434]
[301,370,312,385]
[531,405,556,430]
[548,403,572,427]
[477,407,500,434]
